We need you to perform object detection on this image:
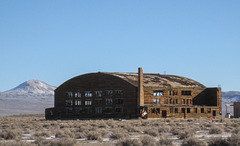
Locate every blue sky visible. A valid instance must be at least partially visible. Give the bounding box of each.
[0,0,240,92]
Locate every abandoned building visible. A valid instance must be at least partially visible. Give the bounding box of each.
[45,68,222,120]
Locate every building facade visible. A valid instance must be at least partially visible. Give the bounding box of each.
[45,68,221,120]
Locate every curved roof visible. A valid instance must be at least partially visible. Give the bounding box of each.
[102,72,205,88]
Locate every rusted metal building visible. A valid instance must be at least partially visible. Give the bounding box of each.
[45,68,221,120]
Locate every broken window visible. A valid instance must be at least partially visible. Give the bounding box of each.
[75,107,82,114]
[170,108,173,113]
[95,99,102,105]
[182,108,185,113]
[106,98,113,105]
[66,92,73,98]
[85,107,92,113]
[201,108,204,113]
[106,90,113,96]
[153,91,164,96]
[115,99,123,104]
[115,90,123,96]
[95,91,102,97]
[151,108,156,113]
[75,92,81,98]
[169,90,178,96]
[75,100,81,106]
[194,108,198,113]
[187,108,191,113]
[65,100,73,106]
[95,107,102,114]
[85,100,92,105]
[104,107,112,114]
[65,107,73,113]
[85,91,92,97]
[153,98,160,104]
[175,108,178,113]
[170,99,174,104]
[182,91,191,96]
[207,108,211,113]
[115,107,123,113]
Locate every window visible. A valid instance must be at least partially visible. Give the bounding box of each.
[182,99,186,104]
[115,107,123,113]
[95,99,102,105]
[65,107,73,113]
[207,108,211,113]
[75,92,81,98]
[95,107,102,114]
[169,90,178,96]
[84,107,92,113]
[170,99,174,104]
[170,108,173,113]
[85,91,92,97]
[75,107,82,114]
[95,91,102,97]
[153,98,160,104]
[115,99,123,104]
[156,108,160,113]
[153,91,164,96]
[75,100,81,106]
[201,108,204,113]
[175,99,178,104]
[175,108,178,113]
[115,90,123,96]
[66,92,73,98]
[182,91,191,96]
[106,98,113,105]
[85,100,92,105]
[194,108,198,113]
[187,108,191,113]
[182,108,185,113]
[106,90,113,96]
[65,100,73,106]
[151,108,156,113]
[104,107,112,114]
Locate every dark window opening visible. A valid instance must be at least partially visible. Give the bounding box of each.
[182,91,191,96]
[156,108,160,113]
[151,108,156,113]
[182,108,185,113]
[201,108,204,113]
[187,108,190,113]
[115,99,123,104]
[175,108,178,113]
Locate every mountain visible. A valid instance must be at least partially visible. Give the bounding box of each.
[0,80,56,117]
[5,79,56,95]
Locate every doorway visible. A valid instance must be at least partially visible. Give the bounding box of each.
[162,110,167,118]
[213,110,216,116]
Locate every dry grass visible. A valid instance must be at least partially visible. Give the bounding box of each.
[1,114,240,146]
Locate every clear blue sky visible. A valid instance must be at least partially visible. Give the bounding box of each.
[1,0,240,92]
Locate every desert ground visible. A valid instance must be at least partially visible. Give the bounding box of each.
[0,114,240,146]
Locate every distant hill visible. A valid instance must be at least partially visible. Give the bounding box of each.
[0,80,56,117]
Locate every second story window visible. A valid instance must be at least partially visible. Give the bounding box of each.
[85,100,92,105]
[182,91,191,96]
[75,92,81,98]
[153,98,160,104]
[66,92,73,98]
[115,90,123,96]
[106,98,113,105]
[106,90,113,96]
[85,91,93,97]
[95,91,102,97]
[153,91,164,96]
[65,100,73,106]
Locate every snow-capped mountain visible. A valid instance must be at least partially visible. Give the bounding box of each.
[5,79,56,95]
[0,80,56,117]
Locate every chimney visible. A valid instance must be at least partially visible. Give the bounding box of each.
[138,67,144,106]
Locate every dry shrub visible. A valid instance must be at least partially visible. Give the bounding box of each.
[110,129,129,139]
[0,129,22,140]
[158,126,171,133]
[116,139,143,146]
[0,141,33,146]
[209,126,223,134]
[34,131,51,137]
[178,130,193,140]
[181,137,207,146]
[144,128,159,137]
[55,129,74,138]
[86,131,103,141]
[228,133,240,145]
[208,137,229,146]
[35,137,77,146]
[140,135,157,146]
[157,136,173,146]
[171,128,181,135]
